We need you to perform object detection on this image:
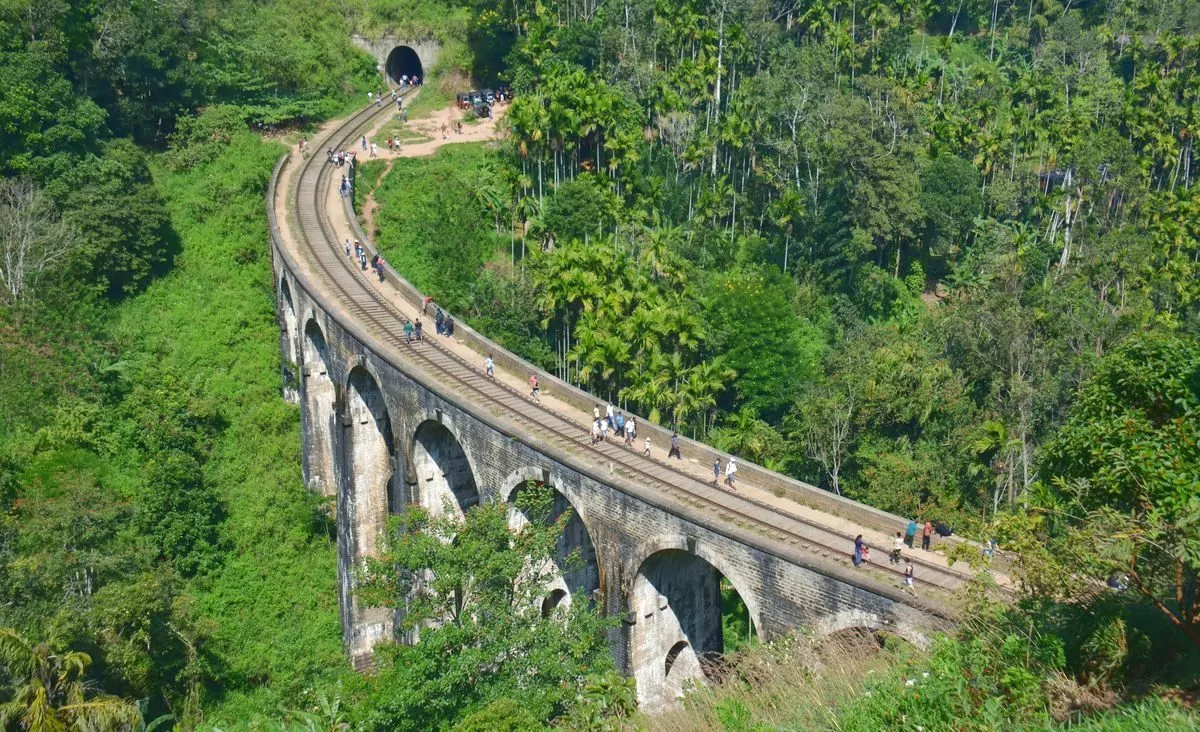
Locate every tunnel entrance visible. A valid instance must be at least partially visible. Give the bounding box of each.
[386,46,423,83]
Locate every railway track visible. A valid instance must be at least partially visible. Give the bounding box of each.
[279,97,978,606]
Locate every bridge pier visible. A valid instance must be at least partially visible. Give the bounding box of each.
[269,149,958,700]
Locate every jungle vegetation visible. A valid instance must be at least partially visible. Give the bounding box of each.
[0,0,1196,729]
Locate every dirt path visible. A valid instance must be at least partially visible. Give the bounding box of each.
[355,90,508,237]
[279,96,1008,593]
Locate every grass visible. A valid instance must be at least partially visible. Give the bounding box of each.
[370,142,499,303]
[371,119,433,147]
[403,84,454,120]
[128,133,353,723]
[644,631,1200,731]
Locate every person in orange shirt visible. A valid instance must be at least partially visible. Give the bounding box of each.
[922,520,933,551]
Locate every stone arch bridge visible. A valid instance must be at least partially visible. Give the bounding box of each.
[268,100,980,709]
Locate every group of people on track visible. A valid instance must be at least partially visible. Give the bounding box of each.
[344,238,387,282]
[589,403,639,449]
[328,149,356,168]
[434,307,455,337]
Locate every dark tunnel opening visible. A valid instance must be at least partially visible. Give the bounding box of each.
[386,46,423,83]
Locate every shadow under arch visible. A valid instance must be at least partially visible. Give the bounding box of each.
[506,476,600,614]
[386,46,423,82]
[345,365,397,559]
[279,276,298,364]
[629,538,761,711]
[301,318,336,495]
[814,609,930,650]
[410,419,479,520]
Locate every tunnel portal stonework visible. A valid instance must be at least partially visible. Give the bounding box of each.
[273,256,952,708]
[351,34,441,84]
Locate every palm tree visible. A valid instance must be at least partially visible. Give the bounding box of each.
[968,419,1024,513]
[0,628,142,731]
[681,358,735,435]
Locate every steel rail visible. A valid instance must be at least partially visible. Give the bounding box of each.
[279,97,972,611]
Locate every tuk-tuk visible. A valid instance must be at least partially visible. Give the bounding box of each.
[456,92,472,110]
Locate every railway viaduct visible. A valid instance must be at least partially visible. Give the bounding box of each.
[268,101,967,710]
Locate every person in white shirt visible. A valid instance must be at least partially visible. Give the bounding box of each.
[724,457,738,490]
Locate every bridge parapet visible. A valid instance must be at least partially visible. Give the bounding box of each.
[268,99,963,707]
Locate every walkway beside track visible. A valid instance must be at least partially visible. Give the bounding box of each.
[272,97,1007,611]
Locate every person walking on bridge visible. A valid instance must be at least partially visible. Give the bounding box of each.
[891,532,904,564]
[904,519,918,548]
[853,535,865,567]
[922,520,933,551]
[404,319,414,343]
[668,431,681,460]
[643,435,652,457]
[712,459,720,485]
[414,318,423,341]
[529,374,540,404]
[724,457,738,491]
[903,559,917,597]
[484,355,494,379]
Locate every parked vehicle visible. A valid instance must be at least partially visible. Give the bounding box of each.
[472,101,492,119]
[482,88,496,103]
[470,90,484,106]
[456,92,472,109]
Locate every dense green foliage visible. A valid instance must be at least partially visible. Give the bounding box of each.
[0,0,1197,727]
[354,489,627,729]
[0,2,376,723]
[360,0,1200,724]
[454,0,1200,533]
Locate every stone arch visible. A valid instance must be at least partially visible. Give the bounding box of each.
[409,418,479,519]
[279,276,298,364]
[505,473,601,614]
[629,537,761,711]
[814,609,929,650]
[386,46,423,83]
[302,318,336,496]
[541,588,568,617]
[344,365,397,559]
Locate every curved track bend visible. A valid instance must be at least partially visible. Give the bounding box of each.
[273,98,993,615]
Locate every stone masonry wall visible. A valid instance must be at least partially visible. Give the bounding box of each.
[275,259,952,704]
